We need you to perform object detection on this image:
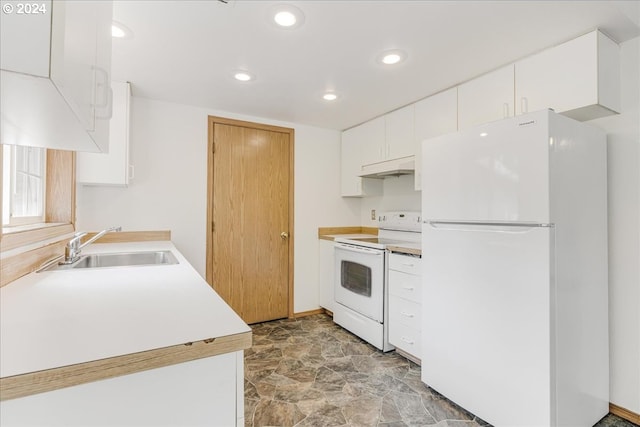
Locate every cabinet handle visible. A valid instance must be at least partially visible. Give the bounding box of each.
[503,103,509,118]
[400,311,415,318]
[402,286,415,291]
[401,336,415,344]
[93,67,113,120]
[521,97,528,114]
[128,164,135,180]
[401,262,415,267]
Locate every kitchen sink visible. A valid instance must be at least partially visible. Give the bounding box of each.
[40,251,179,271]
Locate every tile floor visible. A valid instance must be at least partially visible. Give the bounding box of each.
[244,314,636,427]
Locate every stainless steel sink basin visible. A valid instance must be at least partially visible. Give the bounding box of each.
[40,251,179,271]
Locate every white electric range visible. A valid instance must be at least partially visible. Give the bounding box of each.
[333,211,421,351]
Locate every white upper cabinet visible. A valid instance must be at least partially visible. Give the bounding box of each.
[515,30,620,121]
[341,123,383,197]
[77,82,132,186]
[414,87,458,191]
[0,1,51,76]
[385,104,415,160]
[0,0,113,152]
[457,64,515,131]
[358,116,386,166]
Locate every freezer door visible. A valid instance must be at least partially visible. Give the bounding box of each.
[421,222,552,426]
[421,111,550,223]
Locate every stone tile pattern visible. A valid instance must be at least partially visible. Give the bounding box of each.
[244,314,633,427]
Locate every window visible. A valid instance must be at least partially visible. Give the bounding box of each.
[2,145,46,227]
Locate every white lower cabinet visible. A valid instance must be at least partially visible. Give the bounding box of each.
[388,253,422,362]
[318,239,336,312]
[0,351,245,427]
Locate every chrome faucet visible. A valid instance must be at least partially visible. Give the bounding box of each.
[62,226,122,264]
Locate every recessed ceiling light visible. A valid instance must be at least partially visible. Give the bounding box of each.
[270,4,305,29]
[233,71,255,82]
[275,11,296,27]
[323,93,338,101]
[377,49,407,65]
[111,21,133,39]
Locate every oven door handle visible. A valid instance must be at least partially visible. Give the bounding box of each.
[335,243,383,255]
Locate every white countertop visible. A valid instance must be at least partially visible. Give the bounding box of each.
[0,241,251,378]
[388,242,422,251]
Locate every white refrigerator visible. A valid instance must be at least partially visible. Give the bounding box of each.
[420,109,609,427]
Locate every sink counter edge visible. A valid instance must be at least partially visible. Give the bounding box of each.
[0,241,251,401]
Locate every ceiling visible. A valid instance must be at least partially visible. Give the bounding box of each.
[111,1,640,131]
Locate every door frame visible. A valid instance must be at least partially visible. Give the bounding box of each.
[205,115,295,320]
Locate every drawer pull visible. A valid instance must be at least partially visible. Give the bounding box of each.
[400,311,415,318]
[401,262,415,267]
[402,286,415,291]
[401,337,415,344]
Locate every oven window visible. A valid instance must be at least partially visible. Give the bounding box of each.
[340,260,372,297]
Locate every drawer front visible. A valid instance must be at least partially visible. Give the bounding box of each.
[389,321,421,359]
[389,295,421,330]
[388,270,421,302]
[389,253,421,275]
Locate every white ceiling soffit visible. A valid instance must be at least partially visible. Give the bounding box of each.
[111,1,640,131]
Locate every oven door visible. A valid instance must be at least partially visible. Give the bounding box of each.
[334,243,385,323]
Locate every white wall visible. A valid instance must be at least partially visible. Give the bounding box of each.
[590,36,640,414]
[75,97,361,315]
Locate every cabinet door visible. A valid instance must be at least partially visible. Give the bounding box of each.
[413,88,457,190]
[385,104,414,160]
[0,0,52,77]
[318,240,335,311]
[50,0,113,152]
[341,124,382,197]
[515,30,620,120]
[359,116,386,166]
[87,0,114,151]
[341,127,364,197]
[77,82,131,185]
[458,64,514,130]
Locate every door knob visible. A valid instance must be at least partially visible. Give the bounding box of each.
[280,232,289,240]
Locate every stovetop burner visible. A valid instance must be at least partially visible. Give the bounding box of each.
[334,212,422,250]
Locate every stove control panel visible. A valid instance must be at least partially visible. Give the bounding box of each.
[378,211,422,232]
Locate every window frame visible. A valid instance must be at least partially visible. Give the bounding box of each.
[0,145,75,253]
[3,144,47,227]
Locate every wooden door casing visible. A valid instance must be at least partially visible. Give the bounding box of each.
[206,116,294,324]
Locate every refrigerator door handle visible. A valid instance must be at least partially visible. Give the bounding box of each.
[423,221,552,233]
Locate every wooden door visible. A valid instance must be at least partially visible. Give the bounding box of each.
[206,116,293,324]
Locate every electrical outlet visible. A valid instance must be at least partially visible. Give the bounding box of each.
[371,209,376,220]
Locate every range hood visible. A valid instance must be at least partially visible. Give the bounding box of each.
[358,155,415,179]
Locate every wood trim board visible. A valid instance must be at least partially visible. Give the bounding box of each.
[80,230,171,244]
[609,403,640,425]
[317,226,379,241]
[0,331,252,401]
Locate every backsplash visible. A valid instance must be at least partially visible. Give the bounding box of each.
[360,174,421,226]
